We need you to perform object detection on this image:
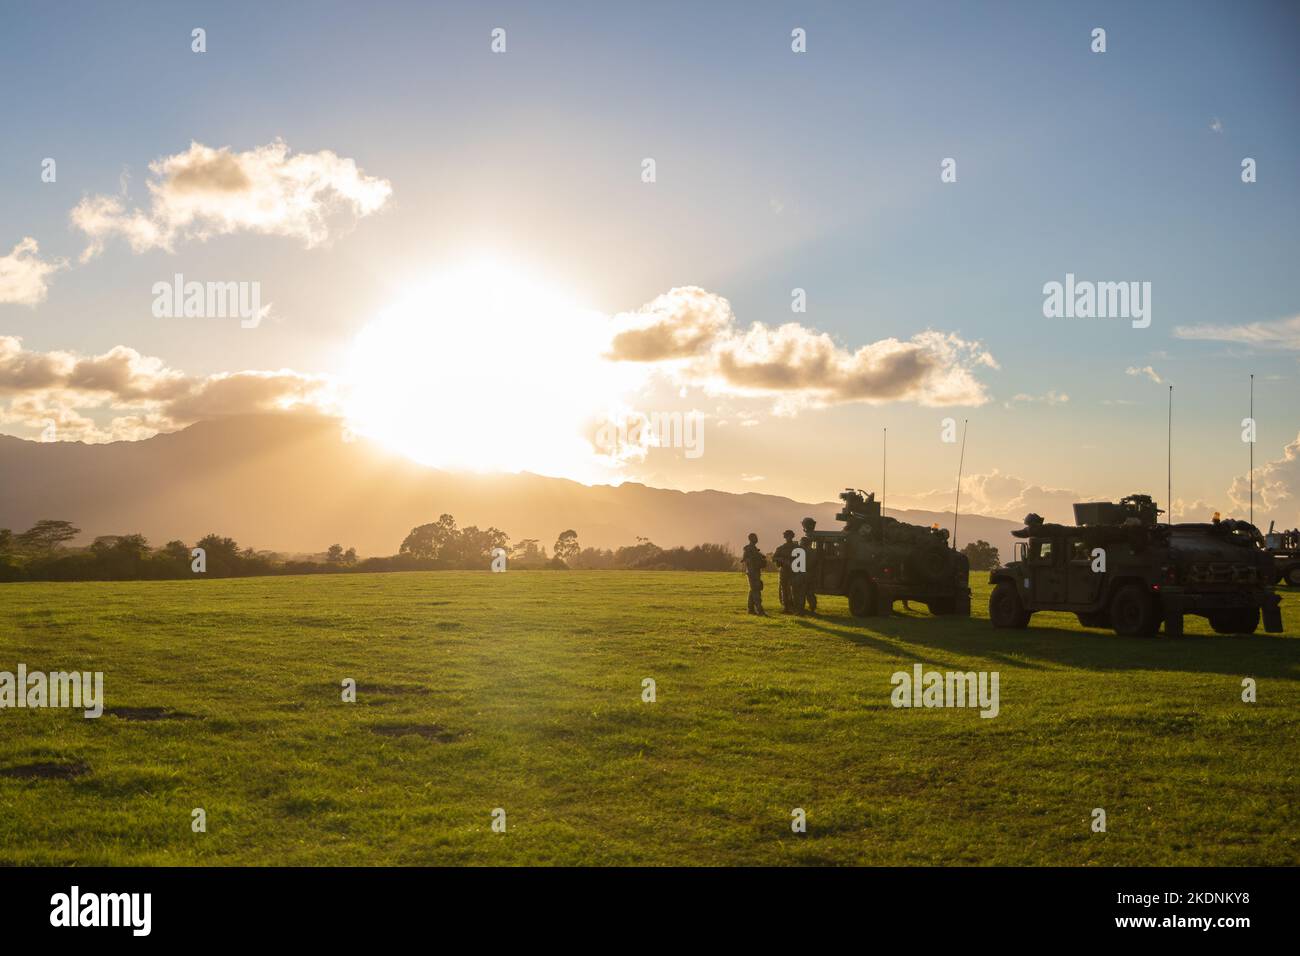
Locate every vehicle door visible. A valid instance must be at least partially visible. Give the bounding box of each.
[815,538,843,593]
[1031,538,1067,604]
[1066,536,1102,605]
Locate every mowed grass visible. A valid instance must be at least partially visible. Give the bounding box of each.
[0,571,1297,866]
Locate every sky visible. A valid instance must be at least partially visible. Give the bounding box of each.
[2,0,1298,526]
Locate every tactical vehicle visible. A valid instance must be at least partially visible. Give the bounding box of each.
[989,494,1283,636]
[804,489,971,618]
[1263,523,1300,586]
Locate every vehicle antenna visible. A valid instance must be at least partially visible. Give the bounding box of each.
[953,419,968,550]
[1167,385,1173,526]
[1250,374,1254,528]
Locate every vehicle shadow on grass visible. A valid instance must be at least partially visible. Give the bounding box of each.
[796,610,1300,680]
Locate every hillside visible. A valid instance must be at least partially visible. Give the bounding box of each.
[0,414,1022,559]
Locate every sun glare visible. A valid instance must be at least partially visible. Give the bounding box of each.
[343,261,644,481]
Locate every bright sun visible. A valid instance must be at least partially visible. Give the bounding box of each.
[343,260,644,481]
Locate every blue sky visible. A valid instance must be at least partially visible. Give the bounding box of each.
[2,0,1298,522]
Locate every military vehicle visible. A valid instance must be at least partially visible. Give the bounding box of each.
[989,494,1283,636]
[803,488,971,618]
[1263,523,1300,586]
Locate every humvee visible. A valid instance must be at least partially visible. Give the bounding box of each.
[805,489,971,618]
[1263,523,1300,586]
[989,494,1283,636]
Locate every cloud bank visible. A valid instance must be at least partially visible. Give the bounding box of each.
[1174,315,1300,350]
[71,140,393,260]
[0,336,333,442]
[1229,430,1300,525]
[608,286,997,408]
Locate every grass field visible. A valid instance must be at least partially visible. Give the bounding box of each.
[1,571,1297,866]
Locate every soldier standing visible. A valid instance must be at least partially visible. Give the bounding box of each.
[741,532,768,616]
[795,517,819,615]
[773,529,798,613]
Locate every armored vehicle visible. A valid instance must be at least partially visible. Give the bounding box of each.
[989,494,1283,636]
[1263,523,1300,586]
[804,489,971,618]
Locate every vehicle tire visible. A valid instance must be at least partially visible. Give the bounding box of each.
[1110,585,1158,637]
[927,597,957,615]
[989,581,1030,628]
[847,576,876,618]
[1209,607,1260,635]
[1286,565,1300,587]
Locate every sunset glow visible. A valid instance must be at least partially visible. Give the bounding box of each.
[343,261,646,480]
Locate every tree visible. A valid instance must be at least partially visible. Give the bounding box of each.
[553,529,580,564]
[16,519,80,553]
[195,533,241,575]
[343,547,357,565]
[111,534,151,561]
[326,544,345,565]
[162,540,191,563]
[452,526,509,567]
[962,539,1001,571]
[400,513,459,561]
[511,539,544,566]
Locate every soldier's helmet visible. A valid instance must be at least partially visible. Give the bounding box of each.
[801,517,816,532]
[783,529,795,540]
[747,532,758,544]
[1024,512,1044,527]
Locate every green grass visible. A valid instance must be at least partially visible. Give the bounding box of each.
[1,571,1297,865]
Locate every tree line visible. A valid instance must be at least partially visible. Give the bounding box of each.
[0,515,740,582]
[0,515,998,583]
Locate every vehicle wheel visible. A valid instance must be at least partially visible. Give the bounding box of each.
[847,577,876,618]
[1110,585,1158,636]
[989,582,1029,628]
[1287,565,1300,587]
[927,597,957,615]
[1209,607,1260,635]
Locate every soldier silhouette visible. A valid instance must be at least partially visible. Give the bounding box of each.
[773,529,798,613]
[741,532,768,616]
[794,517,819,615]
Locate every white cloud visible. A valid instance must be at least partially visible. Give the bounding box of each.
[1173,315,1300,350]
[1005,389,1069,408]
[71,140,392,260]
[0,336,334,442]
[607,286,997,409]
[0,238,66,305]
[1228,430,1300,527]
[889,470,1086,524]
[1126,365,1163,384]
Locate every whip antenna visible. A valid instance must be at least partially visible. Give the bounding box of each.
[953,419,968,550]
[1167,385,1173,526]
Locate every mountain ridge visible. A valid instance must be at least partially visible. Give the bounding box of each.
[0,414,1022,560]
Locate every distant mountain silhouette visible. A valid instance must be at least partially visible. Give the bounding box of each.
[0,414,1022,561]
